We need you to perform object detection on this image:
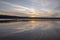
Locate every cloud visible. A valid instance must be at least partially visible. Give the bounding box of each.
[0,0,60,17]
[31,0,60,11]
[1,1,28,9]
[0,1,31,13]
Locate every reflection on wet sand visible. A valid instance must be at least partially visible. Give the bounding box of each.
[0,20,60,40]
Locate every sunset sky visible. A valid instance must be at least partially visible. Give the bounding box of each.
[0,0,60,17]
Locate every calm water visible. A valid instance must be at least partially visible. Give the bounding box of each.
[0,20,60,40]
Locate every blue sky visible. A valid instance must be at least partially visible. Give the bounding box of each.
[0,0,60,17]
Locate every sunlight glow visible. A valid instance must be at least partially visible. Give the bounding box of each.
[29,8,38,17]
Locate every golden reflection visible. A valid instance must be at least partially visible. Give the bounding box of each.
[29,21,37,29]
[29,21,53,30]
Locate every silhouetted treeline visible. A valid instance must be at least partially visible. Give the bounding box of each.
[0,15,21,19]
[0,15,60,19]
